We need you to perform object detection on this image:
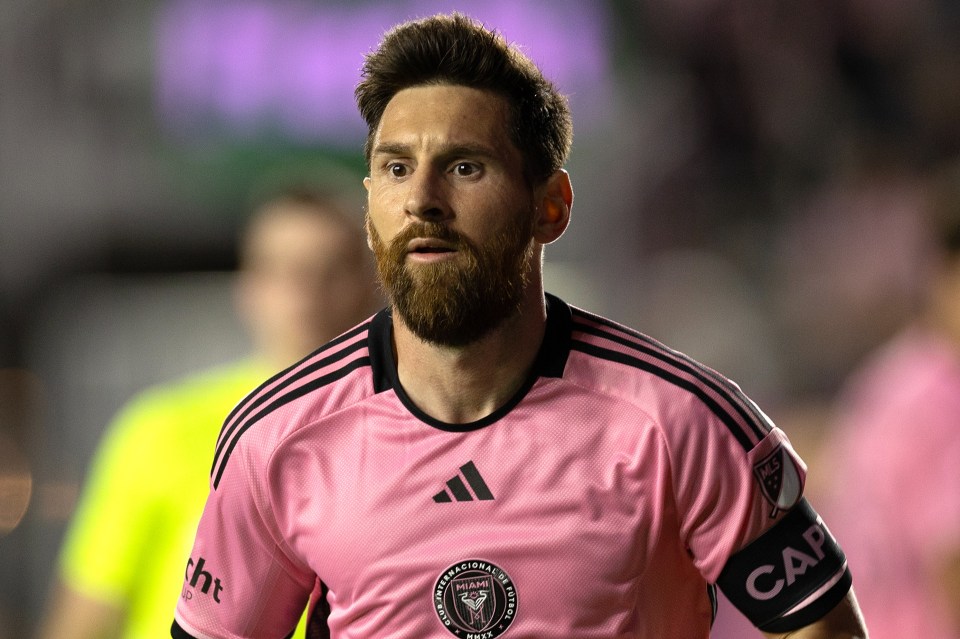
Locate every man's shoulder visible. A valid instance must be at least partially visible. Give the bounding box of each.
[564,304,696,390]
[563,303,773,450]
[208,321,378,490]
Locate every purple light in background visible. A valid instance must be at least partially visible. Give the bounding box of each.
[155,0,611,145]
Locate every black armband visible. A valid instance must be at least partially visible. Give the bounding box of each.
[715,499,852,633]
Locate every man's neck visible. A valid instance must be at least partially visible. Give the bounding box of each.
[392,288,548,424]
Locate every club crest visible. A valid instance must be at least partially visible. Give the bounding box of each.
[753,444,803,517]
[434,560,517,637]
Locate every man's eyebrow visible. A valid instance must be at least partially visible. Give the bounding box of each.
[370,142,411,157]
[370,141,499,160]
[442,143,499,160]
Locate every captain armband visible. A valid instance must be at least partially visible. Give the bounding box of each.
[715,499,852,633]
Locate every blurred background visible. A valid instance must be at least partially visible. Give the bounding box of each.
[2,0,960,636]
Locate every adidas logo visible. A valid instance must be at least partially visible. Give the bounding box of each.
[433,461,494,503]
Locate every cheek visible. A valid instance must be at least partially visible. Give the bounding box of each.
[481,194,537,242]
[366,204,401,247]
[367,179,401,211]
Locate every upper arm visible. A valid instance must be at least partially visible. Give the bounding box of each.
[664,397,853,631]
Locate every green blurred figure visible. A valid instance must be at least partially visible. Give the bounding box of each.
[36,187,377,639]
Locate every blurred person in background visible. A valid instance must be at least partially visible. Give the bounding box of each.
[34,186,378,639]
[820,159,960,639]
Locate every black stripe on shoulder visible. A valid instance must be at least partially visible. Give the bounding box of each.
[571,308,770,441]
[222,322,369,430]
[571,339,755,451]
[213,355,370,489]
[210,323,370,483]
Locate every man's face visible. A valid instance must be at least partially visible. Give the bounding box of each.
[364,84,538,346]
[238,205,372,365]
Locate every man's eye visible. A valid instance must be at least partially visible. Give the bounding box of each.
[452,162,479,177]
[388,163,408,177]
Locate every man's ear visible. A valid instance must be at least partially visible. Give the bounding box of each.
[534,169,573,244]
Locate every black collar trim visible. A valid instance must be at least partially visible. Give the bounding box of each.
[367,293,571,432]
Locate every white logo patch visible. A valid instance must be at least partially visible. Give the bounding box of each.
[753,444,803,517]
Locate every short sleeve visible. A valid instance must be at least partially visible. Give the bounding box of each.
[173,439,314,639]
[671,403,807,584]
[666,393,850,632]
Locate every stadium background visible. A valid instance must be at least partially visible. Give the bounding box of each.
[2,0,959,636]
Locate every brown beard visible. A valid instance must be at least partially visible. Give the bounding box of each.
[368,210,536,347]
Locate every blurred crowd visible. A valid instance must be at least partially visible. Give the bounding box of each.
[618,0,959,395]
[625,2,960,636]
[2,0,960,637]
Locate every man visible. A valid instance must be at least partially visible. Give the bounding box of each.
[819,161,960,639]
[172,13,868,638]
[36,187,376,639]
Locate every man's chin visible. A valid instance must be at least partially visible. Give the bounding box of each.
[401,260,459,283]
[406,321,494,349]
[397,295,525,349]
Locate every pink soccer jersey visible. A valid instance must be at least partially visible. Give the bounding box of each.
[173,295,851,638]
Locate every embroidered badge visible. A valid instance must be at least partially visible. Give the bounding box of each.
[433,560,517,637]
[753,444,803,518]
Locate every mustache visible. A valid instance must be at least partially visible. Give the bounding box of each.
[390,221,465,249]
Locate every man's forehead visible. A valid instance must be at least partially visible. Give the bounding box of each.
[372,85,514,154]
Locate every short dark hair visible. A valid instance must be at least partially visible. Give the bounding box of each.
[355,12,572,185]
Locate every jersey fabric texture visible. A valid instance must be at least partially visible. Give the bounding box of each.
[821,326,960,639]
[59,359,283,639]
[173,295,852,638]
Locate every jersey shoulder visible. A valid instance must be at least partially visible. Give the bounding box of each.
[209,321,376,490]
[566,306,773,451]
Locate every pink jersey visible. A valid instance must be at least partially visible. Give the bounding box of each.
[821,326,960,639]
[173,295,850,638]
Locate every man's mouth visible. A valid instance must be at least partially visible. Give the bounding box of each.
[406,238,457,255]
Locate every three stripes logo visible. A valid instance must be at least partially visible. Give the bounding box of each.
[433,461,494,503]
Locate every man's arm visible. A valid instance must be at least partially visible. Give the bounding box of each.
[762,590,868,639]
[35,580,125,639]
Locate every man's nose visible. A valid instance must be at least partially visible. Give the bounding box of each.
[404,168,451,222]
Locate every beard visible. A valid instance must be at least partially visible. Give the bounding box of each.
[368,207,537,347]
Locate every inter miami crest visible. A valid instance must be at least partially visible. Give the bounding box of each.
[434,560,517,637]
[753,443,803,518]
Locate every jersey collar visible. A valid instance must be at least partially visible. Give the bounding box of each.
[368,293,572,431]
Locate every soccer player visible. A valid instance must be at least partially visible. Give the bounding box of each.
[36,187,376,639]
[818,160,960,639]
[172,13,868,638]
